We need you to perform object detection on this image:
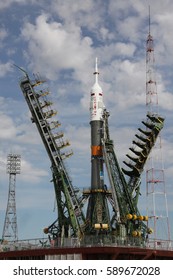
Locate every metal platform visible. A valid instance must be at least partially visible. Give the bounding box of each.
[0,237,172,260]
[1,245,173,260]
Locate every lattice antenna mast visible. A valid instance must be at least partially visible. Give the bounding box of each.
[2,154,21,241]
[146,7,170,243]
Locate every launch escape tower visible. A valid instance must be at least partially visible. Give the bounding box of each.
[18,56,165,245]
[145,12,170,242]
[2,154,21,242]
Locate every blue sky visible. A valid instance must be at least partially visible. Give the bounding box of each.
[0,0,173,240]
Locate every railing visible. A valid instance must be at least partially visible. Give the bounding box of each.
[147,239,173,251]
[0,236,172,252]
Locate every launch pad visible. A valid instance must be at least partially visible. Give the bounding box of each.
[18,62,157,242]
[0,59,170,260]
[1,34,172,259]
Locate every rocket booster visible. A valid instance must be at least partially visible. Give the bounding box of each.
[90,58,105,190]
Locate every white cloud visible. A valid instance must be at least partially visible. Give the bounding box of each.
[65,125,90,154]
[0,61,12,77]
[158,89,173,111]
[0,0,37,9]
[0,112,16,138]
[16,122,42,145]
[114,42,136,57]
[99,27,114,41]
[20,158,49,184]
[50,0,103,30]
[154,12,173,65]
[101,59,146,110]
[21,13,93,80]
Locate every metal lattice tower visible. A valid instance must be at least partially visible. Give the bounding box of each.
[2,154,21,241]
[19,72,85,239]
[145,9,170,242]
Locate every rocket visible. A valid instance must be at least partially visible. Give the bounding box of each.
[90,58,105,191]
[85,58,110,233]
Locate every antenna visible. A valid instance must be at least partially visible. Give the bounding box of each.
[148,5,151,35]
[13,64,28,77]
[145,9,171,245]
[93,57,99,83]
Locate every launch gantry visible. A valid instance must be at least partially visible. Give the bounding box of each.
[19,72,85,239]
[18,62,164,245]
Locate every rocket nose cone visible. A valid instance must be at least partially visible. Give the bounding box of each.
[91,82,102,93]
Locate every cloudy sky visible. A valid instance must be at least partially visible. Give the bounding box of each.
[0,0,173,241]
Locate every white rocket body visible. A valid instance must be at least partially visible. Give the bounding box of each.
[90,58,105,121]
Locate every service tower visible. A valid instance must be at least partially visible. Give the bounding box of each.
[85,58,110,234]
